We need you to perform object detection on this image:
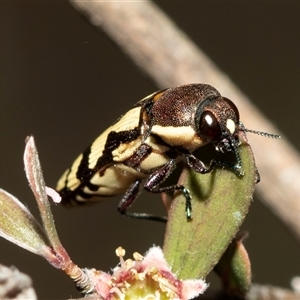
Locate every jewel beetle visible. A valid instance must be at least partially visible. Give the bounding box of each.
[56,83,279,222]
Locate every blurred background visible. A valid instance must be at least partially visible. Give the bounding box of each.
[1,2,300,299]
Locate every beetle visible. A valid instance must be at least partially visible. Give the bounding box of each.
[56,83,279,222]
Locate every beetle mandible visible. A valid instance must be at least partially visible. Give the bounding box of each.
[56,83,279,222]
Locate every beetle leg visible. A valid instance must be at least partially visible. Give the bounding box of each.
[118,179,168,222]
[185,153,213,173]
[186,153,244,176]
[144,160,192,220]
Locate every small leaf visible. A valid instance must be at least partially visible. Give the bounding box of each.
[0,189,50,256]
[163,131,257,279]
[214,232,251,297]
[24,136,61,249]
[0,137,92,293]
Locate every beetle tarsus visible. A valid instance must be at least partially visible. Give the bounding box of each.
[182,186,192,220]
[123,212,168,223]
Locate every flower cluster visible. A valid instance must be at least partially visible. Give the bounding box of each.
[93,246,207,300]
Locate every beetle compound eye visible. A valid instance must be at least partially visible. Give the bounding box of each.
[199,111,222,142]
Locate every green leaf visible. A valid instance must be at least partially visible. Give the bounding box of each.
[214,233,251,297]
[0,189,50,256]
[163,132,257,279]
[24,136,62,251]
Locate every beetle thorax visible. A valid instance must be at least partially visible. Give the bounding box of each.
[149,89,206,150]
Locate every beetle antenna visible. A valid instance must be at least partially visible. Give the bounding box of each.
[242,128,281,139]
[239,122,281,139]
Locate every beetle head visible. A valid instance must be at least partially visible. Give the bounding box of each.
[195,96,240,151]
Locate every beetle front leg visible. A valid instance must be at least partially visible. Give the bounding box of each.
[185,153,243,177]
[118,179,167,222]
[144,160,192,220]
[185,153,215,174]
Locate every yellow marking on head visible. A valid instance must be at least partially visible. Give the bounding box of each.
[226,119,236,134]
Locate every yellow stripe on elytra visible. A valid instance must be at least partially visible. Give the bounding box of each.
[56,153,83,191]
[89,107,142,169]
[112,137,143,162]
[86,164,146,197]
